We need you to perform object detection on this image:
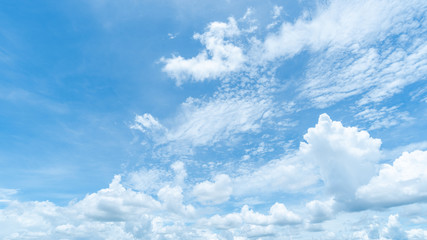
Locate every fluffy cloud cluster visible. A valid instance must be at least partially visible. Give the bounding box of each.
[192,174,232,205]
[205,203,301,229]
[161,17,245,85]
[300,114,381,206]
[3,114,427,239]
[357,150,427,208]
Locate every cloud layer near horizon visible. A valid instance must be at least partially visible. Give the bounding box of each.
[2,114,427,239]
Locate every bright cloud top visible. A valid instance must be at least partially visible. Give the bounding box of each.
[357,150,427,208]
[2,114,427,239]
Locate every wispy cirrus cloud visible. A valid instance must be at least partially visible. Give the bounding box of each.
[355,105,413,130]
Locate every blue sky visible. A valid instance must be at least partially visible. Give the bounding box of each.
[0,0,427,239]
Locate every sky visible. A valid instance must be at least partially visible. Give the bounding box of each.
[0,0,427,239]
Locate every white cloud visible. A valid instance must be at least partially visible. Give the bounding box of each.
[131,113,165,134]
[272,6,282,20]
[381,214,408,240]
[125,168,168,193]
[171,161,187,187]
[169,96,269,146]
[306,198,335,223]
[75,175,161,221]
[268,202,302,225]
[301,38,427,107]
[232,113,384,200]
[161,17,245,85]
[356,150,427,208]
[407,228,427,240]
[157,185,195,217]
[382,141,427,161]
[263,0,425,61]
[241,203,301,226]
[202,202,301,234]
[160,0,426,108]
[205,213,242,230]
[192,174,232,205]
[0,176,162,239]
[2,113,427,239]
[232,155,318,196]
[0,188,17,203]
[300,114,382,205]
[243,224,275,238]
[355,106,413,130]
[157,94,273,150]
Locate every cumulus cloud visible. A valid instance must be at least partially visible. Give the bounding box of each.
[203,202,301,232]
[2,113,427,239]
[407,228,427,240]
[241,203,301,226]
[125,168,168,193]
[205,213,242,230]
[300,113,382,206]
[382,214,408,240]
[0,176,161,239]
[356,150,427,208]
[306,198,335,223]
[75,175,161,222]
[192,174,232,205]
[161,17,245,85]
[157,185,195,217]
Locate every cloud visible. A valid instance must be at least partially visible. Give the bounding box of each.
[2,113,427,239]
[300,113,382,206]
[263,0,425,60]
[171,161,187,187]
[130,113,165,134]
[382,214,408,240]
[306,198,335,223]
[205,212,242,230]
[166,96,270,147]
[203,202,301,234]
[407,228,427,240]
[301,36,427,107]
[356,150,427,208]
[75,175,161,222]
[0,176,161,239]
[161,17,245,85]
[241,203,301,226]
[192,174,232,205]
[355,106,413,130]
[132,91,276,156]
[232,155,318,196]
[125,168,168,193]
[160,0,426,108]
[0,188,17,203]
[157,185,195,217]
[349,213,427,240]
